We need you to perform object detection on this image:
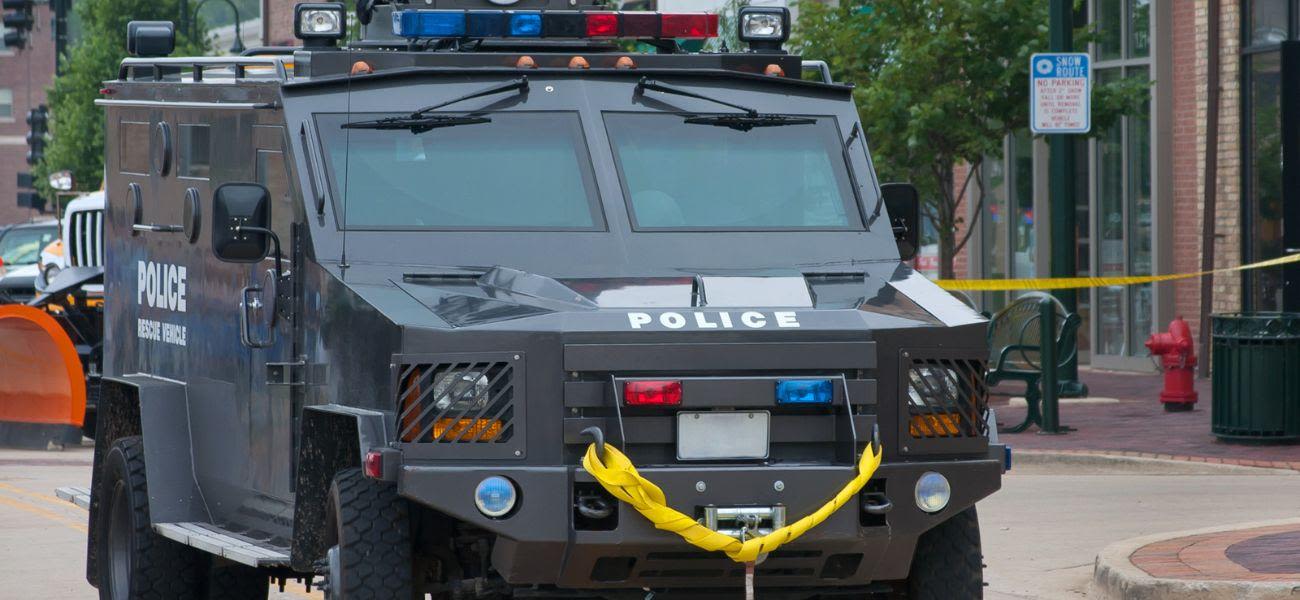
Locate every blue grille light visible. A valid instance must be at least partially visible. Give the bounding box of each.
[393,10,467,38]
[508,12,543,37]
[775,379,834,404]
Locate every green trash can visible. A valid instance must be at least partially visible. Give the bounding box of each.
[1211,313,1300,442]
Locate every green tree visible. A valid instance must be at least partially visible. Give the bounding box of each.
[792,0,1147,279]
[36,0,208,196]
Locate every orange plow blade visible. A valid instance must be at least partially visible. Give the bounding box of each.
[0,305,85,428]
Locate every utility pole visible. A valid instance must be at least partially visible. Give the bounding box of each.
[1048,0,1087,396]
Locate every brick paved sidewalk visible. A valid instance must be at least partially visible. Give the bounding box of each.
[1130,523,1300,582]
[990,368,1300,470]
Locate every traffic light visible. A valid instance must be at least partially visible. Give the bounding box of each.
[2,0,32,50]
[25,104,46,166]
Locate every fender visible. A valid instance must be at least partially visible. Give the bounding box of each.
[106,375,209,521]
[290,404,391,571]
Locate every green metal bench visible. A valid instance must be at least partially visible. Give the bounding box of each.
[986,292,1082,433]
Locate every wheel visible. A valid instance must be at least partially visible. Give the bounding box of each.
[207,561,268,600]
[906,506,983,600]
[97,436,207,600]
[323,468,415,600]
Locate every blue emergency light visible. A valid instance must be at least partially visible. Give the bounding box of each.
[775,379,834,405]
[394,9,466,38]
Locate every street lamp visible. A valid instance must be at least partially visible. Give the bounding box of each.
[191,0,245,55]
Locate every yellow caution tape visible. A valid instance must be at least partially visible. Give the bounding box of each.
[581,442,883,563]
[934,252,1300,292]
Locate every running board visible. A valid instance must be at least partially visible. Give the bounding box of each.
[153,522,291,568]
[55,486,91,510]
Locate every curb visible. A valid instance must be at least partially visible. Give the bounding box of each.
[1091,518,1300,600]
[1011,450,1300,474]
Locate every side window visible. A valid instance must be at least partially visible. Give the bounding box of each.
[179,123,211,179]
[254,125,293,242]
[120,120,150,175]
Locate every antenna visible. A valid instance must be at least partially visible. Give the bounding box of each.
[340,45,353,270]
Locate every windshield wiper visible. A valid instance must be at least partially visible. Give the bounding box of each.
[683,113,816,131]
[342,114,490,133]
[341,77,528,132]
[636,77,815,131]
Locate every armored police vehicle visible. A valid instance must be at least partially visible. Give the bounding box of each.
[85,2,1004,598]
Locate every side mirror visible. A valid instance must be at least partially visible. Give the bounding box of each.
[127,21,175,58]
[881,182,921,261]
[212,183,271,263]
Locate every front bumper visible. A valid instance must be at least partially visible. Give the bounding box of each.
[399,458,1002,590]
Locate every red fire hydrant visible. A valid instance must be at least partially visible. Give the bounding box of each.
[1145,317,1198,412]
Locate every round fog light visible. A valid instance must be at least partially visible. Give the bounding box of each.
[914,472,951,513]
[474,476,517,518]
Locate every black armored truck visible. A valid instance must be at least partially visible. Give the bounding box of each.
[86,2,1005,598]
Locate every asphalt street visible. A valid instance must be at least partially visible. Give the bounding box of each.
[1,444,1297,599]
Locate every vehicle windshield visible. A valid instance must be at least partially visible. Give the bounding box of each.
[315,111,603,230]
[604,113,863,230]
[0,226,56,266]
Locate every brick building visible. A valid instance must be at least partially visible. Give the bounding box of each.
[954,0,1296,372]
[262,0,300,47]
[0,3,57,227]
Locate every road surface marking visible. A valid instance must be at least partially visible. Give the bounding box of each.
[0,492,87,533]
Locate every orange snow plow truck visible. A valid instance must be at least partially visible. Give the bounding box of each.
[0,193,105,447]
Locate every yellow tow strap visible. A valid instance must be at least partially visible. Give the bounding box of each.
[581,442,883,563]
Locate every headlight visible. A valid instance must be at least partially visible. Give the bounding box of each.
[737,6,789,49]
[295,3,346,42]
[914,472,951,513]
[474,476,518,518]
[907,366,960,406]
[433,370,490,412]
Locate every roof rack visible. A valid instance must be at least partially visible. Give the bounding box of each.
[118,56,290,82]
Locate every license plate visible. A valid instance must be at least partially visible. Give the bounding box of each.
[677,411,770,460]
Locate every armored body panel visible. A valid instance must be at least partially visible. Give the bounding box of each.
[86,5,1003,598]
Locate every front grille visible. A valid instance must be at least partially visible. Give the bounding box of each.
[393,353,526,459]
[68,209,104,267]
[902,354,988,452]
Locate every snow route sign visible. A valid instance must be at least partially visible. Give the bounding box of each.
[1030,53,1091,134]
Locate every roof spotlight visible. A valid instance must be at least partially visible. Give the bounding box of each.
[738,6,789,52]
[295,2,347,47]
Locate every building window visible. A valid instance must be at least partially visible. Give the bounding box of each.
[976,131,1036,314]
[1242,0,1292,311]
[1089,0,1154,361]
[0,89,12,120]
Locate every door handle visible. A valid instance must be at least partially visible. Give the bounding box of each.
[240,285,273,348]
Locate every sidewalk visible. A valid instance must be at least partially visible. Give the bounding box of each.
[1092,519,1300,600]
[990,367,1300,470]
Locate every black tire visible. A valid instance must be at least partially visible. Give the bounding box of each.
[97,436,207,600]
[907,506,983,600]
[324,468,415,600]
[206,561,268,600]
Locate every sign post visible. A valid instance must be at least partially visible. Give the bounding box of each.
[1040,0,1090,399]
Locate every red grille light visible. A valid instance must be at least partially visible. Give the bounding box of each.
[624,380,683,406]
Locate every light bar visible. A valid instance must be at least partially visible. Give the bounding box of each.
[393,10,718,40]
